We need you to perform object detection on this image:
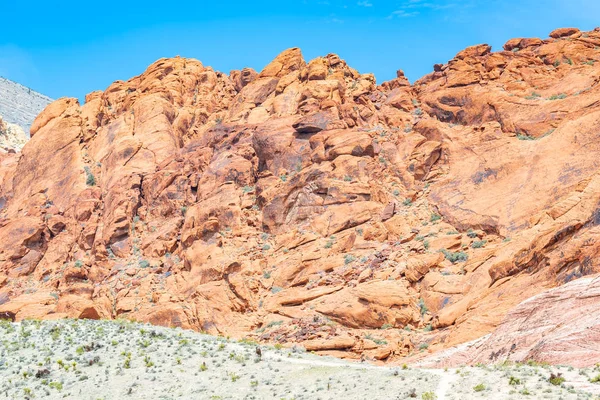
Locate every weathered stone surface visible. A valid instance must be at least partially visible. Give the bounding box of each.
[1,28,600,366]
[418,275,600,368]
[0,116,28,152]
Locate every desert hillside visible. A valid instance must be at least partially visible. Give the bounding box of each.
[1,319,599,399]
[0,26,599,368]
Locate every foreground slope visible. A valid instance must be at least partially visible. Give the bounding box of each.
[1,27,600,365]
[1,319,599,399]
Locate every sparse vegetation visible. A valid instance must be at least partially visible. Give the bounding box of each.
[525,92,541,100]
[473,383,486,392]
[84,166,96,186]
[441,249,468,263]
[548,93,568,100]
[471,240,486,249]
[0,309,595,399]
[549,372,565,386]
[418,298,428,315]
[517,133,535,141]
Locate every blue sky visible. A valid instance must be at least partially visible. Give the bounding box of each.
[1,0,598,100]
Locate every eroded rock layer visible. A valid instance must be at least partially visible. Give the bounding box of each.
[1,27,600,364]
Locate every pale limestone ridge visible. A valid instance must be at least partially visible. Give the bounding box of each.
[0,76,52,134]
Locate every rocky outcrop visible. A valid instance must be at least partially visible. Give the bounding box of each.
[0,116,28,152]
[468,275,600,368]
[416,275,600,368]
[1,27,600,365]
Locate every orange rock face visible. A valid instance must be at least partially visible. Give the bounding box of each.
[1,27,600,364]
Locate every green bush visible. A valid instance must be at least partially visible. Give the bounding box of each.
[525,92,541,100]
[418,298,428,315]
[509,376,521,385]
[471,240,487,249]
[441,249,468,263]
[548,373,565,386]
[517,134,535,141]
[548,93,567,100]
[84,166,96,186]
[473,383,486,392]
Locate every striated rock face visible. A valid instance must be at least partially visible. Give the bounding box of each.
[1,27,600,364]
[0,77,53,133]
[466,275,600,368]
[416,275,600,368]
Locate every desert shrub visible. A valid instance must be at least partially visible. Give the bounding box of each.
[84,166,96,186]
[548,373,565,386]
[517,134,535,141]
[441,249,468,263]
[471,240,487,249]
[473,383,486,392]
[548,93,567,100]
[418,298,428,315]
[467,229,478,238]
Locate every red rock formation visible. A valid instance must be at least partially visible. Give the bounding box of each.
[416,275,600,368]
[1,27,600,364]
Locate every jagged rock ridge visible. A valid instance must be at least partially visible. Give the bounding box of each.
[0,26,600,366]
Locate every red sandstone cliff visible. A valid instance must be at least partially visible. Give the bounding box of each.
[1,27,600,365]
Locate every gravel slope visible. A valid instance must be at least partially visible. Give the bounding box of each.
[0,319,598,399]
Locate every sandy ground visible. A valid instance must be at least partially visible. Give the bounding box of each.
[0,319,599,399]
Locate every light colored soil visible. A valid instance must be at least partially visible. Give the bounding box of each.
[0,320,599,399]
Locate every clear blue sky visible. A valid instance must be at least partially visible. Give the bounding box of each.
[1,0,598,101]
